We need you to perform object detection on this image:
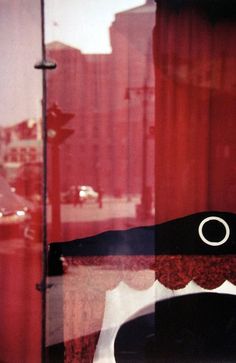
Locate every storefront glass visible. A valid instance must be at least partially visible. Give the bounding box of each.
[45,1,236,362]
[2,1,236,362]
[45,1,156,361]
[0,1,43,362]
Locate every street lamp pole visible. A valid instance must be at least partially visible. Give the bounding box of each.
[126,83,154,219]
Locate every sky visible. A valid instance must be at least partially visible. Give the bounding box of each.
[45,0,145,53]
[0,0,145,126]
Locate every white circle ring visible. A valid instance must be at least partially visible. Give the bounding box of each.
[198,216,230,246]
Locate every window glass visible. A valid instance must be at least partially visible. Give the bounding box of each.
[45,1,236,362]
[45,1,156,361]
[0,1,43,362]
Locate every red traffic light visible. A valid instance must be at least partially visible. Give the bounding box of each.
[47,128,74,144]
[47,103,74,144]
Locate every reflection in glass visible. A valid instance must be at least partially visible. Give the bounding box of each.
[45,0,236,362]
[45,0,155,243]
[0,1,43,362]
[45,1,236,362]
[45,0,156,361]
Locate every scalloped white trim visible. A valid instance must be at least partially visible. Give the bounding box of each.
[93,280,236,363]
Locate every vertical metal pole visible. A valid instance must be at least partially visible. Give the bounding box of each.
[39,1,48,361]
[35,4,57,361]
[51,143,61,240]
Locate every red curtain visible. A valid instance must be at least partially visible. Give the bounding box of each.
[155,1,236,223]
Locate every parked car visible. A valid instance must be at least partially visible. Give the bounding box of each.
[79,185,99,202]
[0,175,32,237]
[62,185,98,204]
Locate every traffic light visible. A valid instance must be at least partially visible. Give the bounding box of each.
[47,103,74,145]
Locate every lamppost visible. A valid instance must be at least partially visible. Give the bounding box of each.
[125,83,155,219]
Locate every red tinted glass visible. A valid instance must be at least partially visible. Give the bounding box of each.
[45,1,236,362]
[0,1,43,362]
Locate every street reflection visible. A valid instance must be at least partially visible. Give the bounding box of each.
[0,1,43,361]
[46,0,155,242]
[1,118,44,242]
[45,0,236,362]
[46,1,156,361]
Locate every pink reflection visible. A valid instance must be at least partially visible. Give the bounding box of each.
[0,1,43,361]
[46,0,156,242]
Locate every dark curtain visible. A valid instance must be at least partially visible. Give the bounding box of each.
[155,0,236,223]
